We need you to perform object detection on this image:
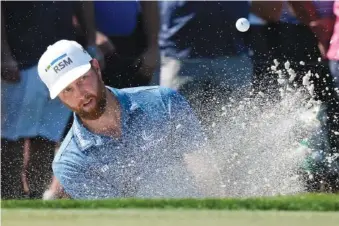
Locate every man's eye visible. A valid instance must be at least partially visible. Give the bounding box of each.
[81,75,88,81]
[63,87,73,93]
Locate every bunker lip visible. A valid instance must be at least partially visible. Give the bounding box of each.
[49,63,91,99]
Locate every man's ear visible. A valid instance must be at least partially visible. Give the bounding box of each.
[91,58,103,80]
[91,58,100,70]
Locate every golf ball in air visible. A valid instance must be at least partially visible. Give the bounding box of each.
[236,18,250,32]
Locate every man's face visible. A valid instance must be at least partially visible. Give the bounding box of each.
[58,63,107,120]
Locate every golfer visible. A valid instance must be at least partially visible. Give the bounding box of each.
[37,40,224,199]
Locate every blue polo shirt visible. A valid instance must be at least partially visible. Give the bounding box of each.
[53,86,206,199]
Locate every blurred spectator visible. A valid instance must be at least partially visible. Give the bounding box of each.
[278,0,339,191]
[273,1,335,100]
[1,1,100,199]
[247,1,335,100]
[75,1,160,89]
[247,0,339,192]
[287,0,339,145]
[326,0,339,191]
[157,1,252,128]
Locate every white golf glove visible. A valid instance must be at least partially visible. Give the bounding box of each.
[42,189,57,200]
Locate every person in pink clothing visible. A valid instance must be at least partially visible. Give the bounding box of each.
[328,0,339,88]
[285,1,339,192]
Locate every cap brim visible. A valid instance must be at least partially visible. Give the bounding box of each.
[49,63,91,99]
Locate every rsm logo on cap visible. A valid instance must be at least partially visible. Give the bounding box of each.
[45,53,73,73]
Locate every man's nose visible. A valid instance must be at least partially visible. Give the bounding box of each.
[74,85,87,100]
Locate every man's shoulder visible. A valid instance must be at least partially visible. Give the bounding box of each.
[120,85,168,94]
[121,85,177,97]
[119,86,180,104]
[116,86,186,117]
[53,128,79,164]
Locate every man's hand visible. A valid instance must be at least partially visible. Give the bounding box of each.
[42,176,69,200]
[138,1,160,80]
[309,17,335,59]
[96,31,115,57]
[1,58,20,83]
[135,46,160,79]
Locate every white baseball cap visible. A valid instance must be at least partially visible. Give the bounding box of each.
[38,40,93,99]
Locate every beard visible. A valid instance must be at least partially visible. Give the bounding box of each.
[77,90,107,120]
[68,77,107,121]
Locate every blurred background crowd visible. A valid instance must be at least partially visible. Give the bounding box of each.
[1,0,339,199]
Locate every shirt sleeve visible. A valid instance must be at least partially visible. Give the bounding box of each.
[53,160,117,200]
[160,87,208,155]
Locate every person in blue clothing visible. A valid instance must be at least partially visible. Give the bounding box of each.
[37,40,224,199]
[93,0,159,88]
[157,1,253,128]
[1,1,101,199]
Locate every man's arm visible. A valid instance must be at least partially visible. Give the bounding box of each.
[288,1,335,58]
[73,2,104,65]
[43,145,69,200]
[73,1,96,46]
[137,1,160,78]
[43,176,70,200]
[164,88,225,197]
[140,1,159,50]
[251,1,283,22]
[1,5,20,83]
[53,162,97,200]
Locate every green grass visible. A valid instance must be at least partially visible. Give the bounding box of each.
[3,194,339,226]
[2,209,339,226]
[2,193,339,211]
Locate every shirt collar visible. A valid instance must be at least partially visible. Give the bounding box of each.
[72,86,141,151]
